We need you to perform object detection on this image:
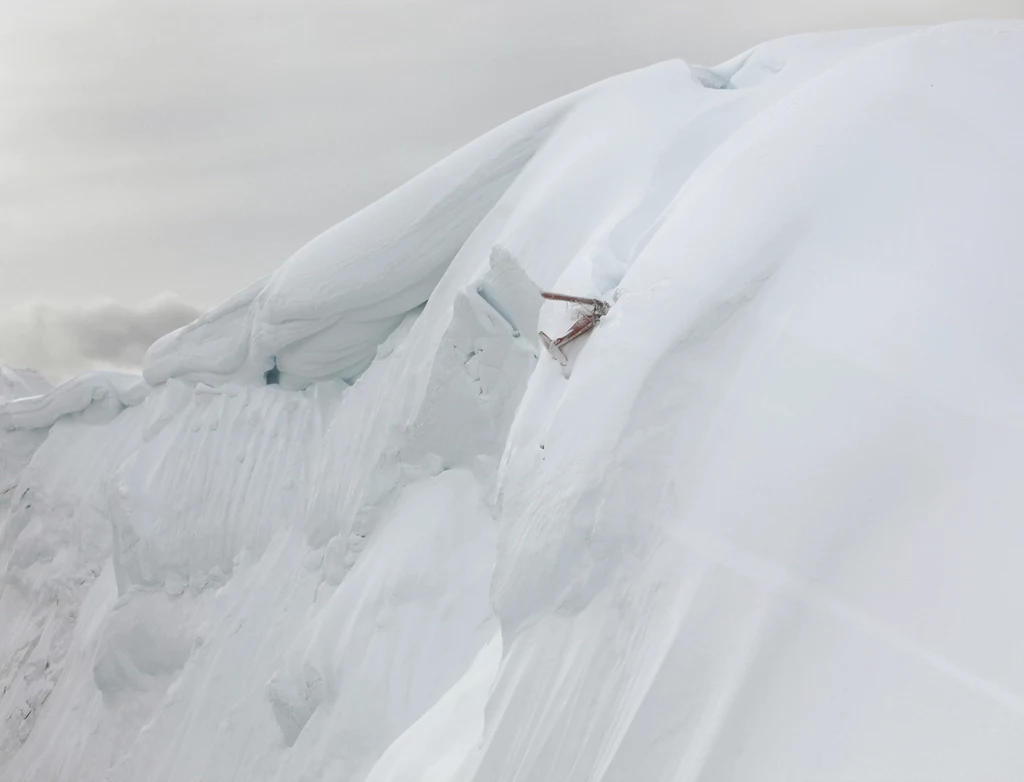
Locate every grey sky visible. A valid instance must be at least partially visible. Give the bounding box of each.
[2,0,1022,380]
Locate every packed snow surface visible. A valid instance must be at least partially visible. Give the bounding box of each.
[3,20,1024,781]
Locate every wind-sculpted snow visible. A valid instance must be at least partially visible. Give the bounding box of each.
[0,369,53,519]
[0,371,148,432]
[139,26,904,393]
[3,20,1024,782]
[476,23,1024,781]
[0,368,52,403]
[0,371,147,538]
[141,97,572,390]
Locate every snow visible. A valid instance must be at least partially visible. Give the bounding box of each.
[4,19,1024,782]
[0,369,52,541]
[0,372,148,433]
[0,368,51,404]
[140,95,571,390]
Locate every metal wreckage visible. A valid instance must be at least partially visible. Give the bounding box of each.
[538,290,611,366]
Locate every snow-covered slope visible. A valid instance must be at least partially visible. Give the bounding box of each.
[3,20,1024,781]
[0,368,51,403]
[0,369,53,524]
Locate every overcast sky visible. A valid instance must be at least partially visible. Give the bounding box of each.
[2,0,1022,379]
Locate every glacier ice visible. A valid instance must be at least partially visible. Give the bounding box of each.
[3,21,1024,782]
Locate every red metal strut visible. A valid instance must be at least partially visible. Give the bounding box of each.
[538,291,611,365]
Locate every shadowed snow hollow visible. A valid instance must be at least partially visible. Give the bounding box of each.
[3,20,1024,782]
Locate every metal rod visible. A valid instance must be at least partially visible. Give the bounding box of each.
[540,291,605,307]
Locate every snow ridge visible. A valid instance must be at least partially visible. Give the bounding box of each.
[4,20,1024,782]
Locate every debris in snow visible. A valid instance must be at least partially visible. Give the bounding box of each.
[538,291,611,366]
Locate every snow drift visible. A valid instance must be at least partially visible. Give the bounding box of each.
[3,20,1024,781]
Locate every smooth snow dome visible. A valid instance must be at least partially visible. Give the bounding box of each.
[3,21,1024,782]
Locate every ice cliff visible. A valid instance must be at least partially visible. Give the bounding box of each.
[3,21,1024,781]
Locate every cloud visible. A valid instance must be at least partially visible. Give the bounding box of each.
[0,294,201,382]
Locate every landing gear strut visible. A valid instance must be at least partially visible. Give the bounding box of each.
[538,291,611,365]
